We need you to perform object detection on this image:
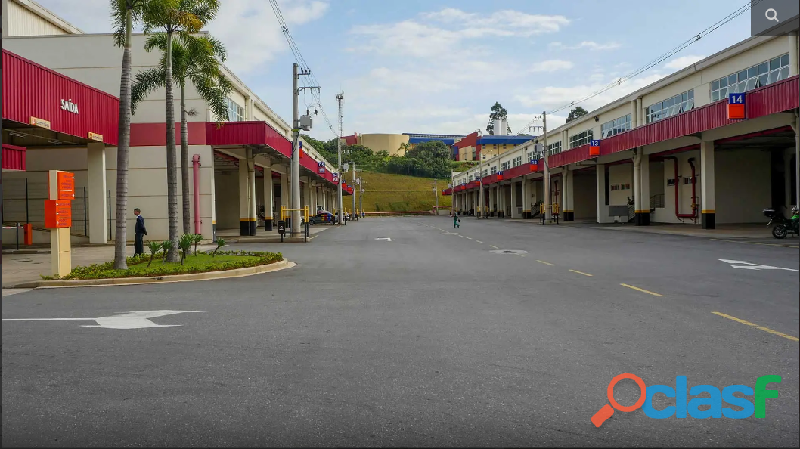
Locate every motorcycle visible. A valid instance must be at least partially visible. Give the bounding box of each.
[763,206,799,239]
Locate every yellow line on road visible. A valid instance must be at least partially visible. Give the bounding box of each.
[475,240,483,244]
[536,260,553,266]
[712,312,799,342]
[570,269,593,277]
[620,283,662,297]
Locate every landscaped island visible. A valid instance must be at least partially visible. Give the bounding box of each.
[42,237,283,281]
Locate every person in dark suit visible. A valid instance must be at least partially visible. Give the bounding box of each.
[134,208,147,257]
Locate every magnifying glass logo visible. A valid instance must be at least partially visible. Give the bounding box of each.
[591,373,647,427]
[765,8,779,22]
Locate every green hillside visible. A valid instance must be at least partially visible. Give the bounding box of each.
[349,172,452,212]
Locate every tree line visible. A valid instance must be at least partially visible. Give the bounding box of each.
[301,136,457,180]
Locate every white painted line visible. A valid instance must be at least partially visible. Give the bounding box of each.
[491,245,499,249]
[719,259,798,272]
[2,310,205,329]
[375,237,392,241]
[465,236,473,240]
[475,240,483,244]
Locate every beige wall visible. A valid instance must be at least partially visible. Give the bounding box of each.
[358,134,410,156]
[213,169,239,230]
[608,164,633,206]
[2,0,82,37]
[573,172,597,219]
[715,148,771,224]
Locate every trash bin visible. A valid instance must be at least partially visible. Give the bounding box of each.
[277,220,286,242]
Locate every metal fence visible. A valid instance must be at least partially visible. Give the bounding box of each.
[2,178,89,236]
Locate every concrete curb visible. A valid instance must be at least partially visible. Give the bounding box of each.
[4,260,296,289]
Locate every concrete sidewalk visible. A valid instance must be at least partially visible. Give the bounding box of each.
[2,243,218,288]
[216,224,333,243]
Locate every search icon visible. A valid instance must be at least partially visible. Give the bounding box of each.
[765,8,779,22]
[591,373,647,427]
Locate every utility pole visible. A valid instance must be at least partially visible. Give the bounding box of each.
[359,180,365,218]
[336,92,344,225]
[433,180,439,213]
[291,63,317,236]
[542,111,550,222]
[352,162,357,220]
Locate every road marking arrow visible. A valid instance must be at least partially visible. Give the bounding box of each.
[718,259,798,272]
[3,310,205,329]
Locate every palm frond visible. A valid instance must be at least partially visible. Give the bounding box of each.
[130,66,167,115]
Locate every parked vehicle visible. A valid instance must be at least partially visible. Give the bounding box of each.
[763,206,798,239]
[309,210,336,225]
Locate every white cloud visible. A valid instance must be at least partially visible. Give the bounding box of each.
[664,55,705,70]
[208,0,329,74]
[36,0,329,75]
[549,41,621,51]
[350,8,569,60]
[529,60,575,72]
[514,72,668,114]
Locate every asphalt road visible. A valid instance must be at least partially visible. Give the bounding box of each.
[2,216,798,447]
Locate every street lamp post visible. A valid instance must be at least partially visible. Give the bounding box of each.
[477,129,484,218]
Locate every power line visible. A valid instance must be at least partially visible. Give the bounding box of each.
[268,0,339,139]
[518,0,762,135]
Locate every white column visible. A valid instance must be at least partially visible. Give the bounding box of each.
[280,173,289,222]
[303,177,312,216]
[631,99,638,129]
[597,164,613,223]
[633,149,642,220]
[263,160,274,230]
[87,143,108,244]
[510,180,519,218]
[639,151,651,225]
[521,176,528,217]
[700,140,716,229]
[785,149,794,213]
[563,168,574,221]
[789,32,799,77]
[239,149,256,235]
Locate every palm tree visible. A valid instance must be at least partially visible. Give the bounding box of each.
[131,33,232,237]
[142,0,219,262]
[111,0,148,270]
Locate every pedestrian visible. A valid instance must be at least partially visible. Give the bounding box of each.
[134,208,147,257]
[453,213,460,229]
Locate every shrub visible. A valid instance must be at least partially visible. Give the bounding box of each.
[49,250,284,281]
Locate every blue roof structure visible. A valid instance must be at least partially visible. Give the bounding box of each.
[477,135,536,145]
[408,136,458,145]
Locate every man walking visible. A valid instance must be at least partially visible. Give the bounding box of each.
[134,208,147,257]
[453,213,460,229]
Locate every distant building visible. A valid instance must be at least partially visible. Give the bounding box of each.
[453,132,535,161]
[339,132,467,156]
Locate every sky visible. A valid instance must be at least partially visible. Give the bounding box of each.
[36,0,754,141]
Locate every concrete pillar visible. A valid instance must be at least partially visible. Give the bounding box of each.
[636,98,643,127]
[263,161,274,231]
[521,177,529,218]
[635,150,651,225]
[784,149,794,214]
[631,100,638,130]
[563,168,574,221]
[700,140,716,229]
[597,164,613,223]
[510,181,518,218]
[239,150,257,236]
[789,32,799,77]
[499,184,506,218]
[280,173,289,223]
[86,143,108,244]
[303,177,312,217]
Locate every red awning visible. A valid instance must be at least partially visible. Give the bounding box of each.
[2,144,26,171]
[2,49,119,146]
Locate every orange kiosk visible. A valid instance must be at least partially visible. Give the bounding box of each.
[45,170,74,277]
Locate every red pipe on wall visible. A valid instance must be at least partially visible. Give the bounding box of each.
[192,154,201,234]
[664,156,697,221]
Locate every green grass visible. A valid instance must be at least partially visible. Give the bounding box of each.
[41,250,283,280]
[355,172,453,212]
